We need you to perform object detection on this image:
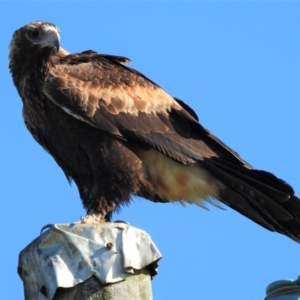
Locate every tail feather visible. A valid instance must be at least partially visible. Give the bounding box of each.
[218,186,280,232]
[211,158,292,202]
[204,158,300,242]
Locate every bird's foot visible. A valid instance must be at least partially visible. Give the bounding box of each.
[81,203,116,224]
[80,213,106,224]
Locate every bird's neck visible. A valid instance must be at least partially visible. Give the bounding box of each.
[9,48,58,103]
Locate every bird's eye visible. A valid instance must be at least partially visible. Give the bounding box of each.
[28,30,40,38]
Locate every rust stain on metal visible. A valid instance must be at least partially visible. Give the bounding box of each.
[106,242,113,250]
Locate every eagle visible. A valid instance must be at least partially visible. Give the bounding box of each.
[9,21,300,242]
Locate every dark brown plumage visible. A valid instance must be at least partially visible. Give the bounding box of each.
[9,21,300,241]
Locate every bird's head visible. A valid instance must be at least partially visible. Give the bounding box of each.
[10,21,60,56]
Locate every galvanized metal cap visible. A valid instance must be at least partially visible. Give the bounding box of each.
[18,223,162,300]
[265,278,300,300]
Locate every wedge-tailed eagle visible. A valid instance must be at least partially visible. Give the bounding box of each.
[9,21,300,242]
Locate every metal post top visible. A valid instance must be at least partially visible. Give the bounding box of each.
[265,278,300,300]
[18,222,162,300]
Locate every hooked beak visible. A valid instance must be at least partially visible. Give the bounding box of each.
[46,29,60,52]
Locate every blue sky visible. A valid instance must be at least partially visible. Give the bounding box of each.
[2,1,300,299]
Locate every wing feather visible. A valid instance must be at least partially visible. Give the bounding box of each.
[43,53,227,165]
[41,51,300,241]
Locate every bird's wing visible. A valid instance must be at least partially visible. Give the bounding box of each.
[43,52,300,241]
[43,52,250,167]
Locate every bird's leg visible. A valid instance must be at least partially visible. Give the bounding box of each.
[80,202,116,224]
[80,211,106,224]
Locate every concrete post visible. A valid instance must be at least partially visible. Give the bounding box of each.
[53,270,152,300]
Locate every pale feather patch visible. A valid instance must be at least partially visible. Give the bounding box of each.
[48,66,182,117]
[94,85,177,116]
[137,148,224,208]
